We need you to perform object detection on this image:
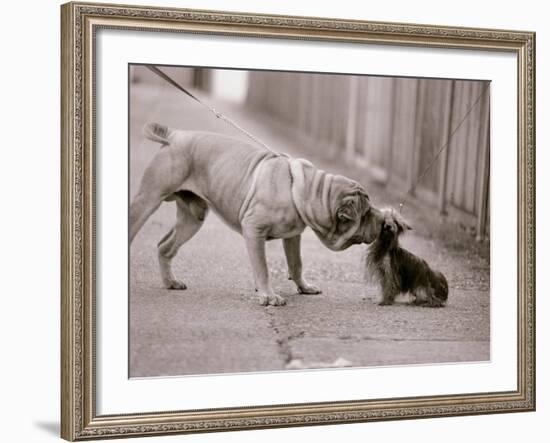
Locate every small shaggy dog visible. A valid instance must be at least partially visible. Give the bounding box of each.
[365,208,448,307]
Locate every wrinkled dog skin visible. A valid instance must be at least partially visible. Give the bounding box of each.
[130,122,385,306]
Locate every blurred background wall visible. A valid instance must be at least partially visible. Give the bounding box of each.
[131,66,490,239]
[247,72,490,240]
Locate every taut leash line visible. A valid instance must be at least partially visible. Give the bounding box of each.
[145,65,282,156]
[398,81,490,213]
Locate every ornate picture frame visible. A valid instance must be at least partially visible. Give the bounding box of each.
[61,1,535,440]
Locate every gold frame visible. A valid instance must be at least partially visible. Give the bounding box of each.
[61,1,536,440]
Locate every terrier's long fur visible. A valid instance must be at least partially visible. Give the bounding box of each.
[365,208,448,307]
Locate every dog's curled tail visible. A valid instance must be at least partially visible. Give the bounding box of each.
[143,122,172,145]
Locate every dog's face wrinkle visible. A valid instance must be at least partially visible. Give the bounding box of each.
[321,187,382,250]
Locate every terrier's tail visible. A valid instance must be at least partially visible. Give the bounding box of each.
[142,122,172,145]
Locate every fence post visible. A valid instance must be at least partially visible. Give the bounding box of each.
[438,80,455,214]
[409,79,424,194]
[384,78,397,185]
[476,84,491,241]
[345,76,359,163]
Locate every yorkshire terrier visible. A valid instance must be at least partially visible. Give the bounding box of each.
[365,208,448,307]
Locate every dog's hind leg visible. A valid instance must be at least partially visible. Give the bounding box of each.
[129,191,163,243]
[130,146,187,243]
[157,191,209,290]
[424,289,445,308]
[412,288,444,307]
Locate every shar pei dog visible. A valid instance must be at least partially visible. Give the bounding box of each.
[130,123,384,306]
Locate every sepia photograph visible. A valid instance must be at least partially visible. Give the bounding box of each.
[128,64,491,378]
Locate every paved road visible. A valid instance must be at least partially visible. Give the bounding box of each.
[129,83,490,377]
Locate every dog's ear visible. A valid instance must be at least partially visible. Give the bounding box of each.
[337,198,357,222]
[392,210,412,232]
[337,192,369,222]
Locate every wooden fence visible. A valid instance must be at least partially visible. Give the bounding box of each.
[247,72,490,239]
[130,65,211,90]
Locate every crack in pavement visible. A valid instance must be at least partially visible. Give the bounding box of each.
[265,307,305,365]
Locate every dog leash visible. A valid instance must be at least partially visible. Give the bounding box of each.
[145,65,283,157]
[398,81,491,213]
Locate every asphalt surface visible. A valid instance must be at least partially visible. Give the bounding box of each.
[129,83,490,377]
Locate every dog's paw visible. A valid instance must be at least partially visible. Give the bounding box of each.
[164,279,187,290]
[258,293,286,306]
[378,300,393,306]
[422,298,445,308]
[293,278,322,294]
[297,283,322,295]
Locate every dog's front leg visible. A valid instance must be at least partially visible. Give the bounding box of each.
[283,236,322,294]
[379,284,398,306]
[243,235,286,306]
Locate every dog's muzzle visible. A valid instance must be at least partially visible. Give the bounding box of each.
[361,207,384,244]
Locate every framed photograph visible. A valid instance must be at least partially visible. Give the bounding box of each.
[61,1,535,440]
